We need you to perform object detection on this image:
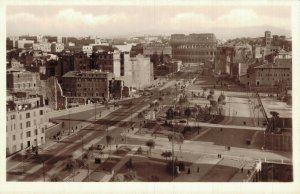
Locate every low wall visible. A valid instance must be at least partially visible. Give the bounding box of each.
[264,133,292,152]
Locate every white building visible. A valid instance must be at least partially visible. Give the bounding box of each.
[51,43,64,53]
[17,39,34,49]
[82,45,93,56]
[118,54,153,90]
[33,43,51,52]
[6,96,46,155]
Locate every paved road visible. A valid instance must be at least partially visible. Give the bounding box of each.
[6,71,189,181]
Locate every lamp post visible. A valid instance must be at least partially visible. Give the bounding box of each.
[94,100,97,121]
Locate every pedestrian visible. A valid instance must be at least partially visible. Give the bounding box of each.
[197,167,200,173]
[241,168,244,173]
[247,170,250,175]
[187,168,191,174]
[228,146,231,151]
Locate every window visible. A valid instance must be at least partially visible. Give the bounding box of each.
[20,133,23,139]
[39,110,43,115]
[19,114,22,120]
[12,135,16,141]
[26,113,30,118]
[41,128,44,133]
[26,121,31,127]
[35,129,38,135]
[11,114,16,120]
[26,131,31,138]
[20,123,23,129]
[33,111,36,117]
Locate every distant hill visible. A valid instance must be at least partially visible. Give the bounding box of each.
[123,25,291,40]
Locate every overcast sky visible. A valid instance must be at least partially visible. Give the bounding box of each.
[6,5,291,39]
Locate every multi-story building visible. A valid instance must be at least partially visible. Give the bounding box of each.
[61,70,114,99]
[143,44,172,58]
[17,39,35,49]
[119,54,153,90]
[51,43,64,53]
[170,33,217,64]
[73,52,90,71]
[19,35,38,43]
[264,30,272,48]
[7,69,40,93]
[6,95,46,155]
[240,58,292,88]
[82,45,93,56]
[33,43,51,52]
[90,50,121,77]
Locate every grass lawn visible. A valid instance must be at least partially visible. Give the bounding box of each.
[200,164,239,182]
[195,128,263,149]
[116,156,174,181]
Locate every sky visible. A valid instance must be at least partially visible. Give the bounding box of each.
[6,5,291,39]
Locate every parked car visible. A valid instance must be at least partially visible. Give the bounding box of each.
[179,120,187,123]
[97,144,105,150]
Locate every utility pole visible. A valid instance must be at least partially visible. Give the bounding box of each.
[94,101,97,121]
[68,108,71,135]
[81,135,84,158]
[257,106,260,126]
[42,161,45,182]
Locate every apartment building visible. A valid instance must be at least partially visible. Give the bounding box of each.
[6,95,46,155]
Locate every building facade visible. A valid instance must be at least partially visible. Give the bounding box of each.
[17,39,35,49]
[241,59,292,88]
[51,43,65,53]
[61,70,113,99]
[90,51,121,77]
[7,70,40,93]
[6,95,46,155]
[170,33,217,64]
[143,44,172,58]
[33,43,51,52]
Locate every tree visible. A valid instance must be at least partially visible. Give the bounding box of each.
[184,108,192,125]
[145,139,155,155]
[267,111,280,133]
[138,112,144,119]
[106,135,113,156]
[168,133,184,156]
[50,174,62,182]
[166,108,174,120]
[65,159,76,172]
[161,151,172,161]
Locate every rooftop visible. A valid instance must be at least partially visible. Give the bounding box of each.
[62,70,111,78]
[254,58,292,69]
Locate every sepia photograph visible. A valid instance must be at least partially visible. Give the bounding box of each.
[1,0,300,193]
